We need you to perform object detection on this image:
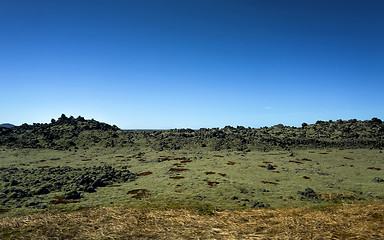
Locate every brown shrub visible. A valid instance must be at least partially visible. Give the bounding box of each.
[261,181,278,185]
[169,168,189,172]
[207,181,220,186]
[138,171,153,176]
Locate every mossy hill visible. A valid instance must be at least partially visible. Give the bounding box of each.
[1,114,383,151]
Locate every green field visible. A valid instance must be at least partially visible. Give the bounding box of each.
[1,146,383,217]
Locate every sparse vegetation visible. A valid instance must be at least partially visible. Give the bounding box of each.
[1,115,384,239]
[1,203,384,239]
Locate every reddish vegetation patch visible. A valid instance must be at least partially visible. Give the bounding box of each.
[180,160,192,163]
[127,189,144,194]
[319,153,329,155]
[115,155,124,158]
[38,166,51,169]
[50,158,61,160]
[263,161,273,164]
[176,184,182,187]
[173,163,184,167]
[218,173,227,177]
[213,155,224,158]
[344,157,354,160]
[301,158,312,161]
[259,165,266,168]
[169,168,189,172]
[65,162,71,163]
[108,185,122,187]
[205,171,216,175]
[158,156,184,161]
[170,176,185,179]
[367,167,381,171]
[261,181,278,185]
[138,171,153,176]
[207,181,220,186]
[303,176,310,179]
[138,159,146,162]
[273,171,280,173]
[227,161,237,165]
[82,159,92,161]
[39,160,46,162]
[49,196,79,204]
[289,160,303,164]
[127,189,150,199]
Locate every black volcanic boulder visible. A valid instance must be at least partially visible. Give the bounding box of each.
[63,190,82,199]
[297,188,318,200]
[373,177,384,182]
[266,164,275,170]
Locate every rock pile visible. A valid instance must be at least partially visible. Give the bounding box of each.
[1,115,383,151]
[0,165,136,209]
[297,188,318,200]
[144,118,384,151]
[0,114,122,150]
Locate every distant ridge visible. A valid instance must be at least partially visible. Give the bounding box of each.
[0,115,383,150]
[0,123,15,128]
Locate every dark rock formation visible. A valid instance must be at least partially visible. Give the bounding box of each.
[0,165,137,208]
[1,116,383,151]
[0,114,122,150]
[297,188,318,200]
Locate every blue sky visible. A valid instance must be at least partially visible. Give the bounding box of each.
[1,0,383,129]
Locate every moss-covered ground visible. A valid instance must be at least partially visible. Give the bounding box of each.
[1,147,383,216]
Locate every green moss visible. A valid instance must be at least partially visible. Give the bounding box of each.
[0,147,383,217]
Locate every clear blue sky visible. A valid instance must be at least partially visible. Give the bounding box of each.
[1,0,383,129]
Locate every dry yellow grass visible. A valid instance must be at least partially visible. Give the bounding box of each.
[1,202,384,239]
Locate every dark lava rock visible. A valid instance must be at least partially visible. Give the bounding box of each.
[373,177,384,182]
[84,186,96,193]
[0,165,137,208]
[63,190,82,199]
[1,116,384,151]
[251,201,270,208]
[25,201,42,207]
[297,188,318,199]
[35,184,52,195]
[35,187,50,195]
[10,180,19,186]
[92,179,106,188]
[266,164,275,170]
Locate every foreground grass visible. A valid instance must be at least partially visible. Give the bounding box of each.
[1,202,384,239]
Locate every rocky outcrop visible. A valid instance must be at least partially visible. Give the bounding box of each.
[1,116,383,151]
[0,165,136,209]
[144,118,384,151]
[0,114,122,150]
